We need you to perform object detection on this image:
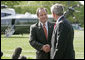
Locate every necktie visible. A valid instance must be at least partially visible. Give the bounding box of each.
[54,23,56,29]
[43,24,48,40]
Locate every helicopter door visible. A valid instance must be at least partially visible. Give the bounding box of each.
[5,19,15,37]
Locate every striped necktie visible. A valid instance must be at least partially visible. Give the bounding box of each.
[43,24,48,40]
[54,23,56,29]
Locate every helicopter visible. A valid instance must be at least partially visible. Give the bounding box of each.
[1,5,54,37]
[1,1,82,37]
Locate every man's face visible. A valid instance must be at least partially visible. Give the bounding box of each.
[38,9,48,23]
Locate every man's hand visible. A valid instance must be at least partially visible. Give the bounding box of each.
[42,44,50,53]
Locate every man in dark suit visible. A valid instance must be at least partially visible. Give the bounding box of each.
[50,3,75,59]
[29,8,54,59]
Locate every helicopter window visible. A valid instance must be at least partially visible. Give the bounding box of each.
[6,13,11,16]
[1,19,11,25]
[11,19,15,25]
[1,13,11,17]
[1,13,6,17]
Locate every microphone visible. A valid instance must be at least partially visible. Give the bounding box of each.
[19,56,27,59]
[12,47,22,59]
[1,51,3,57]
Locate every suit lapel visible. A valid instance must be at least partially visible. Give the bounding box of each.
[38,22,46,40]
[54,16,64,34]
[48,22,52,40]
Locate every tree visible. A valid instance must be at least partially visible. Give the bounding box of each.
[1,1,20,8]
[1,1,84,26]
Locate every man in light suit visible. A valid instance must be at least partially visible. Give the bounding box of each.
[29,8,54,59]
[50,3,75,59]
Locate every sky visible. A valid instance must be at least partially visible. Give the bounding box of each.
[79,1,84,5]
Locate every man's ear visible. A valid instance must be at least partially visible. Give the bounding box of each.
[53,12,56,19]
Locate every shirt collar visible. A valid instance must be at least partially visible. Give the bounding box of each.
[56,15,64,24]
[39,21,48,27]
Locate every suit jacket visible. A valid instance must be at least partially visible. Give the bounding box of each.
[29,21,54,59]
[50,16,75,59]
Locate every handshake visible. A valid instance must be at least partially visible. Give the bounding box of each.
[42,44,50,53]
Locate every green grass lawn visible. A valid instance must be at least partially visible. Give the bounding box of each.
[74,30,84,59]
[1,30,84,59]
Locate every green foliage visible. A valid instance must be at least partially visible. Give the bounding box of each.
[1,1,20,8]
[1,1,84,26]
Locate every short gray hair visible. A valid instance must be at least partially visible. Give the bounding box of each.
[51,3,64,16]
